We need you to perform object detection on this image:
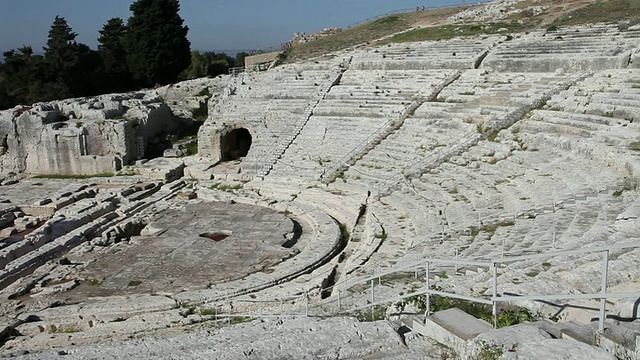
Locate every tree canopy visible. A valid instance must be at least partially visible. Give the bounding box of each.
[124,0,191,86]
[0,0,246,110]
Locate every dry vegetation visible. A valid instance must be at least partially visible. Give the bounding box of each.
[282,0,639,63]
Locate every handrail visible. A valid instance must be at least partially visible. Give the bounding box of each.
[203,241,640,333]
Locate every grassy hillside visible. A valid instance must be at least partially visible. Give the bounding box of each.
[282,0,640,63]
[551,0,640,28]
[283,6,469,63]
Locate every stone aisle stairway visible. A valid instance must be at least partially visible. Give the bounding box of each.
[256,58,352,179]
[320,70,463,185]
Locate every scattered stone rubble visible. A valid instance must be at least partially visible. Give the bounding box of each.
[291,28,343,46]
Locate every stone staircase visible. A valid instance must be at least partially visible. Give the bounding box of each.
[393,307,640,359]
[255,58,352,179]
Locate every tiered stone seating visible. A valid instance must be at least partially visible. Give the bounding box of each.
[268,69,453,180]
[520,69,640,176]
[482,25,640,72]
[350,36,502,70]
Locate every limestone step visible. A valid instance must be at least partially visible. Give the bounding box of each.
[413,307,492,343]
[598,320,640,351]
[558,320,598,345]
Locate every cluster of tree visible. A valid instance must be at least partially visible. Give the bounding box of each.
[183,50,248,79]
[0,0,244,111]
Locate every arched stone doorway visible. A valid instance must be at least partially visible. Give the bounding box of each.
[220,128,252,161]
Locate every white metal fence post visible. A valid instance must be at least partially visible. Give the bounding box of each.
[599,250,610,332]
[371,279,375,321]
[305,291,309,317]
[492,262,498,328]
[338,290,341,313]
[455,247,459,273]
[425,261,431,321]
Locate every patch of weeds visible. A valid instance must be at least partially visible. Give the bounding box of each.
[211,183,243,192]
[290,193,298,200]
[86,278,102,286]
[199,308,216,316]
[525,270,539,277]
[603,111,615,118]
[374,232,388,241]
[468,220,514,238]
[127,280,142,287]
[439,271,449,279]
[339,222,351,241]
[397,286,537,328]
[181,141,199,156]
[541,262,551,269]
[546,24,558,32]
[627,141,640,151]
[32,182,43,186]
[53,325,82,333]
[352,305,387,322]
[434,342,457,359]
[613,179,638,196]
[477,341,503,360]
[230,316,253,325]
[551,0,640,28]
[384,22,525,43]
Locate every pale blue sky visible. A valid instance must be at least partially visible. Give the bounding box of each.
[0,0,472,54]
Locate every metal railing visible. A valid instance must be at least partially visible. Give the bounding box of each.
[200,241,640,334]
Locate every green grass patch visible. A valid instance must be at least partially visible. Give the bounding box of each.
[230,316,253,325]
[32,173,114,179]
[469,220,515,238]
[284,14,411,62]
[551,0,640,28]
[352,305,387,322]
[383,22,525,43]
[374,232,388,241]
[396,285,537,328]
[525,270,540,277]
[339,222,351,241]
[210,183,243,192]
[199,308,216,316]
[127,280,142,287]
[181,141,199,156]
[613,178,638,196]
[86,278,102,286]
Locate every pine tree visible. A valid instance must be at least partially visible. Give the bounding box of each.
[44,16,80,76]
[98,18,133,92]
[124,0,191,86]
[42,16,100,97]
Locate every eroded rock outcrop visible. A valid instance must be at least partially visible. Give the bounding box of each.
[0,77,226,176]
